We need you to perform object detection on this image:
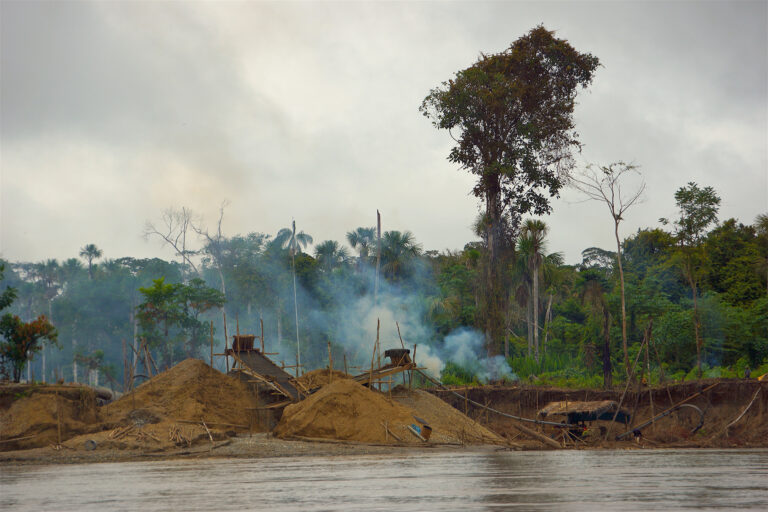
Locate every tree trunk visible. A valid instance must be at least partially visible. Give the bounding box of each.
[543,294,553,354]
[533,260,540,363]
[527,299,533,357]
[691,278,703,377]
[603,312,612,388]
[484,181,505,356]
[614,219,629,377]
[72,337,79,384]
[292,252,301,370]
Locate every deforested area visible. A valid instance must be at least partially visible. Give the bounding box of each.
[2,4,767,475]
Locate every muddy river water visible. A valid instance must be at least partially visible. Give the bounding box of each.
[1,449,767,511]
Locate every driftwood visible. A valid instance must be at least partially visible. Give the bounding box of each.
[708,386,762,441]
[406,424,426,442]
[381,421,403,442]
[510,422,561,449]
[616,382,718,440]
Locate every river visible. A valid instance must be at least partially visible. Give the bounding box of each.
[1,449,767,511]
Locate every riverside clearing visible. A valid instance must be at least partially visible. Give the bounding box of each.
[1,358,766,465]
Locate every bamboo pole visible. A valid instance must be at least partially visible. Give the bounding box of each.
[210,321,214,368]
[328,341,333,384]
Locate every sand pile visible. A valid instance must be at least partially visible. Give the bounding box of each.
[274,379,506,445]
[296,369,350,391]
[394,389,505,445]
[102,358,258,428]
[55,359,261,452]
[0,386,100,451]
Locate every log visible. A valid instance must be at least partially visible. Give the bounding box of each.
[510,422,561,449]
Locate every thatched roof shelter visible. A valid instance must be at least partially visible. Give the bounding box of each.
[539,400,631,424]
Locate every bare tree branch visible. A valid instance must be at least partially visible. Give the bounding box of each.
[571,161,645,377]
[143,207,200,279]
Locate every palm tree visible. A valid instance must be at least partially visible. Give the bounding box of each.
[79,244,103,280]
[541,252,568,355]
[274,221,313,371]
[314,240,350,272]
[519,219,548,363]
[346,227,376,267]
[380,230,422,282]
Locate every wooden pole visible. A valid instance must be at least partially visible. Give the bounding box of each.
[122,337,127,392]
[396,322,406,349]
[377,332,382,392]
[223,311,229,373]
[604,334,647,441]
[260,318,265,353]
[645,320,655,426]
[374,210,381,305]
[210,321,214,368]
[368,319,380,388]
[56,391,62,447]
[328,341,333,384]
[344,354,348,375]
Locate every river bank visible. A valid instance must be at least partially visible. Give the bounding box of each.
[2,360,766,466]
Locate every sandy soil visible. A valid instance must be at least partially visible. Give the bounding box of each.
[2,360,766,465]
[0,433,506,466]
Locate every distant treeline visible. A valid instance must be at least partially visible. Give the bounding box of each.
[1,205,767,389]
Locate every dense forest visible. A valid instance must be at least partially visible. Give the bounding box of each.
[2,187,766,390]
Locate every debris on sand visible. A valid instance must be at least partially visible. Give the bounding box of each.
[274,379,507,445]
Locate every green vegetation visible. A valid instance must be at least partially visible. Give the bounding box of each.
[0,264,58,382]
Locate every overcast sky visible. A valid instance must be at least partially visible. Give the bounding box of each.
[1,0,766,266]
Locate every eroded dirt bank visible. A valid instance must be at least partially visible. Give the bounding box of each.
[432,379,768,448]
[2,360,766,465]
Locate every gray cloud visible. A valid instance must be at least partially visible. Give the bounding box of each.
[1,0,765,264]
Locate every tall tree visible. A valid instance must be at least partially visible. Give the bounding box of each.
[519,219,548,362]
[572,162,645,376]
[346,227,376,268]
[144,207,199,281]
[421,25,599,353]
[0,264,58,382]
[380,230,422,282]
[275,221,313,371]
[314,240,350,272]
[755,213,768,296]
[662,182,721,376]
[578,268,613,388]
[79,244,103,280]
